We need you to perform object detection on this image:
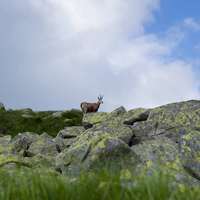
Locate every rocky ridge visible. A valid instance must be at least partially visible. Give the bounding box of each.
[0,100,200,184]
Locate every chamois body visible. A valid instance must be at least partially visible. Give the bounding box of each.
[81,95,103,114]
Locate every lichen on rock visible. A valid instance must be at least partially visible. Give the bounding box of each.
[0,100,200,184]
[180,131,200,180]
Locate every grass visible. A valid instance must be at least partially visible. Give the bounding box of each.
[0,166,199,200]
[0,109,83,138]
[1,108,200,199]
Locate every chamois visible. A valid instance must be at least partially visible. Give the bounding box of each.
[80,95,103,114]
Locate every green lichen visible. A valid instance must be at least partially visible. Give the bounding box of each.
[120,169,133,180]
[182,133,192,140]
[181,145,192,152]
[147,161,153,168]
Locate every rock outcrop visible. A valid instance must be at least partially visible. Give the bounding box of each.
[1,100,200,184]
[0,102,5,110]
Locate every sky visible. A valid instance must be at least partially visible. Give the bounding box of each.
[1,0,200,112]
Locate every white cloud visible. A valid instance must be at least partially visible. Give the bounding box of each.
[1,0,200,111]
[28,0,160,39]
[184,18,200,31]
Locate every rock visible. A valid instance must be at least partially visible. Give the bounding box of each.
[40,132,54,140]
[55,113,138,174]
[82,112,112,129]
[0,144,17,156]
[145,100,200,142]
[25,139,59,157]
[57,126,85,139]
[17,108,33,114]
[22,114,33,118]
[0,135,24,168]
[179,131,200,180]
[44,111,67,119]
[64,119,72,122]
[0,135,12,148]
[12,132,41,152]
[56,135,140,174]
[1,99,200,184]
[0,154,20,167]
[132,137,178,165]
[131,137,197,183]
[132,121,152,144]
[31,154,56,167]
[53,137,72,152]
[0,102,5,110]
[123,108,150,125]
[89,120,134,145]
[110,106,126,117]
[0,136,18,156]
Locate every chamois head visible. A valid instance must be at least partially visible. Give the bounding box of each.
[80,95,104,114]
[98,95,103,104]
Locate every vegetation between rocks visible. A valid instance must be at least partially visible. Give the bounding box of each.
[0,166,199,200]
[0,109,83,138]
[1,100,200,199]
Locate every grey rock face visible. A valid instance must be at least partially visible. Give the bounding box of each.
[0,101,200,183]
[57,126,85,139]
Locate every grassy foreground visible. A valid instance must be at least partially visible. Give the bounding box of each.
[0,166,199,200]
[0,109,83,138]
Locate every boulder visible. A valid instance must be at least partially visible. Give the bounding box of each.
[44,111,67,119]
[0,102,5,110]
[17,108,33,114]
[56,134,140,174]
[56,111,139,174]
[110,106,127,117]
[0,135,12,148]
[57,126,84,139]
[25,139,59,157]
[1,99,200,184]
[22,114,33,118]
[0,135,18,156]
[144,100,200,142]
[132,137,197,184]
[53,137,72,152]
[88,121,134,145]
[12,132,41,152]
[0,135,29,168]
[123,108,150,125]
[82,112,112,129]
[30,154,56,167]
[40,132,54,140]
[179,131,200,180]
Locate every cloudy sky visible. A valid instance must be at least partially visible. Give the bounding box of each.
[1,0,200,112]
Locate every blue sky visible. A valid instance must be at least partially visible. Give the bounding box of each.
[148,0,200,30]
[147,0,200,60]
[148,0,200,31]
[1,0,200,112]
